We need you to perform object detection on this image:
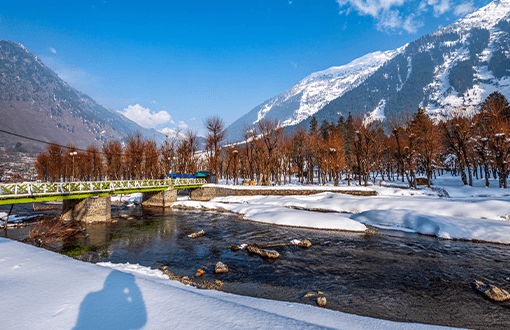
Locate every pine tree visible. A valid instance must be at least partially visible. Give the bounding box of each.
[309,116,318,134]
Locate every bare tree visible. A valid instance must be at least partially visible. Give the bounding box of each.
[176,130,199,175]
[409,108,440,187]
[144,138,159,179]
[256,118,282,185]
[125,132,145,180]
[160,134,178,178]
[103,139,123,180]
[204,116,226,183]
[440,115,474,186]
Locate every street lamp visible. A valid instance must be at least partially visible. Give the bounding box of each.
[69,151,77,181]
[169,156,176,184]
[232,149,238,185]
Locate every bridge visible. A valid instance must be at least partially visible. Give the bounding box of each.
[0,178,206,222]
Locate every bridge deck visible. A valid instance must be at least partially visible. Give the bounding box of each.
[0,178,206,205]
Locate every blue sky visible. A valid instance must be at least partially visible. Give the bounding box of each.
[0,0,489,135]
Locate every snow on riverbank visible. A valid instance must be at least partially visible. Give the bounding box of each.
[175,176,510,244]
[0,237,457,330]
[176,200,367,231]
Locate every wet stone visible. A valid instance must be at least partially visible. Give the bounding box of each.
[247,246,280,259]
[188,230,205,238]
[297,239,312,248]
[215,261,228,274]
[475,280,510,302]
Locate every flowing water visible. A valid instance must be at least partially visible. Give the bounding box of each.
[6,206,510,329]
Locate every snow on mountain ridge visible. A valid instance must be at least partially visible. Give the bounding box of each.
[423,0,510,118]
[450,0,510,31]
[252,47,404,127]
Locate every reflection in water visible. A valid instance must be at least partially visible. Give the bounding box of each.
[69,209,510,330]
[73,271,147,330]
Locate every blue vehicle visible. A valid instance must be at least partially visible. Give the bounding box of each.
[167,173,196,179]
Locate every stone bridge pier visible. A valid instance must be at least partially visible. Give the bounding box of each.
[62,196,112,222]
[62,188,177,222]
[141,189,177,208]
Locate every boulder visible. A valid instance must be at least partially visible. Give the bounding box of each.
[474,280,510,302]
[215,261,228,274]
[188,230,205,238]
[247,246,280,259]
[317,297,327,307]
[297,239,312,248]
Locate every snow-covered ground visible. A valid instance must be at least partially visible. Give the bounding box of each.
[174,175,510,244]
[0,237,460,329]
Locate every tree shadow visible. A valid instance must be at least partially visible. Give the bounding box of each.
[73,270,147,330]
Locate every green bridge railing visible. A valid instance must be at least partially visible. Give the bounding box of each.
[0,178,206,205]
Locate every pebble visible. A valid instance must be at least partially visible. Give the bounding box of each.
[215,261,228,274]
[188,230,205,238]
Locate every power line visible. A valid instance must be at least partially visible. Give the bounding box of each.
[0,128,92,153]
[0,128,172,160]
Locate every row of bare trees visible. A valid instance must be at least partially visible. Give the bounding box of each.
[35,92,510,188]
[207,92,510,189]
[35,131,182,182]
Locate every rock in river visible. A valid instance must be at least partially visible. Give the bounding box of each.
[247,246,280,259]
[188,230,205,238]
[474,280,510,302]
[215,261,228,274]
[317,297,327,307]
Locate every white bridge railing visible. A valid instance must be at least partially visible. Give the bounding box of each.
[0,178,206,198]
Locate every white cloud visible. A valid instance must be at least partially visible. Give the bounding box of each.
[190,117,196,121]
[151,100,157,104]
[432,0,451,16]
[377,9,403,31]
[337,0,457,33]
[120,104,172,128]
[454,1,475,16]
[403,14,424,33]
[177,121,188,130]
[49,47,57,54]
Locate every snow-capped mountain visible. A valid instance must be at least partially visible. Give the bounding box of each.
[226,0,510,141]
[225,48,403,141]
[309,0,510,127]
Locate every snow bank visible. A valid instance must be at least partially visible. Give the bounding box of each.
[211,192,510,222]
[202,183,374,191]
[352,210,510,243]
[175,180,510,244]
[0,237,456,329]
[173,200,367,232]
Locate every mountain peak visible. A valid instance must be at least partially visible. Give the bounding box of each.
[445,0,510,32]
[226,0,510,142]
[0,40,166,149]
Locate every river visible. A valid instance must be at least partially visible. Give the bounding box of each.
[4,205,510,329]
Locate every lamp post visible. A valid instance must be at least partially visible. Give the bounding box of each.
[171,157,175,184]
[69,151,77,181]
[232,149,238,185]
[167,157,175,184]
